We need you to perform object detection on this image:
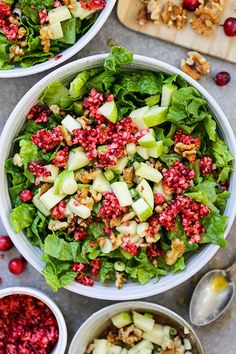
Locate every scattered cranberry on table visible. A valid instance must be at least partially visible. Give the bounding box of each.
[0,235,13,251]
[223,17,236,37]
[182,0,200,11]
[214,71,231,86]
[8,257,26,275]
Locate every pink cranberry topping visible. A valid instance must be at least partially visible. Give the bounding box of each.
[199,156,213,175]
[82,88,105,124]
[90,258,101,278]
[52,147,69,167]
[162,160,195,194]
[1,23,18,41]
[74,228,89,241]
[159,196,209,243]
[174,130,201,148]
[76,274,94,286]
[154,193,165,205]
[38,9,48,25]
[219,180,229,191]
[51,201,66,220]
[147,244,163,259]
[20,189,33,202]
[32,126,63,152]
[0,235,13,252]
[72,262,86,272]
[8,258,26,275]
[53,0,62,7]
[27,104,51,123]
[0,2,11,19]
[98,192,127,220]
[80,0,106,11]
[0,294,59,353]
[28,162,51,178]
[122,236,139,255]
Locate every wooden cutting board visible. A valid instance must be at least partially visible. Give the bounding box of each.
[117,0,236,63]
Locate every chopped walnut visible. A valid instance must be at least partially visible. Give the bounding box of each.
[155,202,168,214]
[190,2,222,36]
[117,324,143,346]
[97,237,106,248]
[90,189,102,203]
[115,272,126,289]
[17,27,27,39]
[148,0,161,24]
[137,5,149,26]
[49,105,60,115]
[40,26,53,53]
[76,116,91,128]
[174,142,198,163]
[75,168,99,183]
[106,332,117,344]
[163,349,175,354]
[161,1,187,29]
[79,216,93,228]
[38,183,52,197]
[63,0,76,9]
[155,160,163,171]
[181,51,210,80]
[123,167,134,185]
[13,153,23,167]
[9,45,24,60]
[75,188,94,210]
[108,217,123,228]
[48,220,68,231]
[60,125,73,146]
[121,211,136,223]
[146,232,161,243]
[109,233,123,250]
[165,238,185,266]
[9,15,19,25]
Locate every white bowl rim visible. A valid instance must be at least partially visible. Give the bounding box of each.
[68,301,205,354]
[0,286,67,354]
[0,0,116,78]
[0,53,236,300]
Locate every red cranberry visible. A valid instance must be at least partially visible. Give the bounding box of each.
[182,0,200,11]
[214,71,231,86]
[0,236,13,251]
[8,258,26,275]
[223,17,236,37]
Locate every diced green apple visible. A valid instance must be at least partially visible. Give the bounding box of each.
[138,132,157,148]
[61,114,81,134]
[104,169,115,181]
[70,1,98,19]
[54,170,77,195]
[48,6,71,24]
[32,194,50,217]
[136,146,149,160]
[148,140,164,158]
[136,179,154,209]
[92,171,112,193]
[48,22,63,39]
[111,312,133,329]
[143,106,168,127]
[132,198,153,222]
[116,220,138,235]
[100,238,113,254]
[98,100,118,123]
[92,339,108,354]
[126,143,137,156]
[153,182,172,201]
[135,162,163,183]
[129,106,149,130]
[107,345,123,354]
[111,182,133,207]
[67,198,91,219]
[121,350,128,354]
[128,339,154,354]
[38,164,59,183]
[132,311,155,332]
[39,187,66,210]
[67,147,90,171]
[137,222,149,237]
[142,324,165,346]
[112,157,129,174]
[161,83,177,107]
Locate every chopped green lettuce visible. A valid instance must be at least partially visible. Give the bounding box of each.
[10,204,36,233]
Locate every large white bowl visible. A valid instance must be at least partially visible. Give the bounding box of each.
[0,286,67,354]
[0,54,236,300]
[68,301,205,354]
[0,0,116,78]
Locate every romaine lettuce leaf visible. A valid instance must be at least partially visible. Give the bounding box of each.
[119,71,163,95]
[201,211,228,247]
[40,81,68,106]
[104,46,133,73]
[213,138,233,167]
[10,204,36,233]
[44,234,81,261]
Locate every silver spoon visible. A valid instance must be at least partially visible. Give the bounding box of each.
[189,260,236,326]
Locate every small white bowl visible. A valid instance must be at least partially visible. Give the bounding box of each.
[0,286,67,354]
[0,0,116,78]
[68,301,205,354]
[0,54,236,300]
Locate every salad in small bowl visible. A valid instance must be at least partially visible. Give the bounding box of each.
[1,47,236,300]
[0,0,116,77]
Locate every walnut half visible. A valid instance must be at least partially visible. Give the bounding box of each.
[165,238,185,266]
[181,51,210,80]
[161,1,187,30]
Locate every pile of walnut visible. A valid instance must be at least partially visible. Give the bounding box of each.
[138,0,224,35]
[181,50,211,80]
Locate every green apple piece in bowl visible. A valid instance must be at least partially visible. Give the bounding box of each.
[92,171,112,193]
[48,6,72,24]
[98,100,118,123]
[143,106,168,127]
[132,198,153,222]
[136,179,154,209]
[135,162,162,183]
[130,106,149,130]
[67,147,90,171]
[138,132,157,148]
[161,83,177,107]
[111,182,133,207]
[148,140,164,158]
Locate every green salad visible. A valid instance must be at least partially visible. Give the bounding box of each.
[5,47,233,291]
[0,0,106,69]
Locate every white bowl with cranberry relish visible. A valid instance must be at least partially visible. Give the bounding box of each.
[0,286,67,354]
[0,54,236,300]
[68,301,205,354]
[0,0,116,78]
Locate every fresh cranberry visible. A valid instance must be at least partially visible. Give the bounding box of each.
[199,156,213,175]
[175,130,201,148]
[72,262,86,272]
[0,236,13,252]
[182,0,200,11]
[223,17,236,37]
[20,189,33,202]
[52,147,69,167]
[214,71,231,86]
[28,161,51,178]
[154,193,165,205]
[80,0,106,12]
[147,244,163,259]
[51,200,66,220]
[98,192,127,220]
[8,258,26,275]
[32,126,63,152]
[74,228,89,241]
[76,274,94,286]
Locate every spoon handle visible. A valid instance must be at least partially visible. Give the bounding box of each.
[226,259,236,274]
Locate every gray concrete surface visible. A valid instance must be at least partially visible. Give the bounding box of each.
[1,7,236,354]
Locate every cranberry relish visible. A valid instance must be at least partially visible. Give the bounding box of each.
[6,48,233,291]
[0,294,59,354]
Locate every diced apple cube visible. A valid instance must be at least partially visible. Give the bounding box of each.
[132,198,153,222]
[70,1,98,19]
[39,187,66,210]
[111,182,133,207]
[143,106,168,127]
[48,6,71,24]
[135,162,163,183]
[48,22,63,40]
[61,114,81,134]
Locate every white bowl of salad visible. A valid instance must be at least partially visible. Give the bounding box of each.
[0,0,116,78]
[1,47,236,300]
[68,301,205,354]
